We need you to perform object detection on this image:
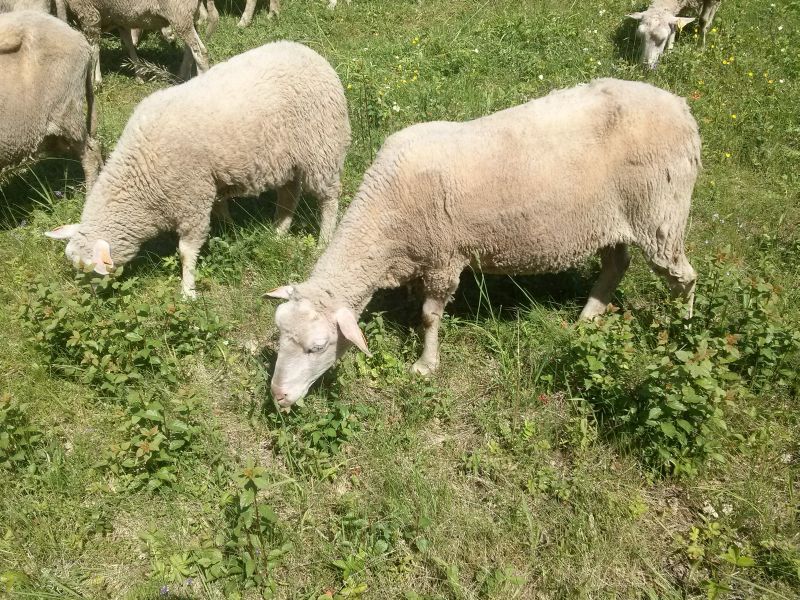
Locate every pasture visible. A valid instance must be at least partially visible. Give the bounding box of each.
[1,0,798,598]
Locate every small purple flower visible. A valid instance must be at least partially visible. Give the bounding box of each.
[159,585,169,596]
[54,190,63,199]
[185,578,194,586]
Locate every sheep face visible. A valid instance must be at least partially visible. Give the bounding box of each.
[45,224,114,275]
[628,10,695,69]
[268,287,370,410]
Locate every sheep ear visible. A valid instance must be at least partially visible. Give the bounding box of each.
[45,224,79,240]
[0,27,23,54]
[671,16,695,30]
[335,307,371,356]
[92,239,113,275]
[627,12,644,20]
[263,285,294,300]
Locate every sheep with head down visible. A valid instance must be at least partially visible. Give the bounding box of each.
[266,78,701,410]
[45,41,350,298]
[628,0,722,68]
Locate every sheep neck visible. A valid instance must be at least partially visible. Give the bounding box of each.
[304,226,406,315]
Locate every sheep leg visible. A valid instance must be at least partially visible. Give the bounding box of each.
[699,1,720,48]
[54,0,66,20]
[76,137,102,193]
[274,180,300,236]
[177,27,208,80]
[579,244,631,319]
[178,221,210,299]
[238,0,258,27]
[411,274,459,376]
[269,0,280,18]
[204,0,219,36]
[119,28,144,82]
[327,0,337,9]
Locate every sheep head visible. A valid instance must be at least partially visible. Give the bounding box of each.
[628,10,695,69]
[45,224,114,275]
[266,285,370,410]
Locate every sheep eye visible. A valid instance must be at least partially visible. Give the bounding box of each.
[307,344,326,354]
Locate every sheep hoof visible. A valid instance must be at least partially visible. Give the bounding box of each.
[410,360,436,377]
[237,18,249,28]
[182,288,197,301]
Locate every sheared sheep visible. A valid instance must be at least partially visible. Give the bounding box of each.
[64,0,217,83]
[265,78,701,410]
[628,0,721,68]
[237,0,341,28]
[45,41,350,299]
[0,10,101,189]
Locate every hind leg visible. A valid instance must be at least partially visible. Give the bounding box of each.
[699,0,720,47]
[303,171,341,247]
[579,244,631,319]
[238,0,258,27]
[176,26,208,80]
[411,269,461,376]
[273,179,301,236]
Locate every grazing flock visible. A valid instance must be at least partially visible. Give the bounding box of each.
[0,0,723,411]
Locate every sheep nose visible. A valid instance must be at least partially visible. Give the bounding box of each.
[271,383,292,409]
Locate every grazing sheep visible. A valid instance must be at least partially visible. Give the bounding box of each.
[0,11,101,189]
[45,41,350,299]
[628,0,721,68]
[237,0,341,28]
[265,78,701,409]
[0,0,65,19]
[64,0,217,83]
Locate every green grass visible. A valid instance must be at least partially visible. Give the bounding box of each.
[1,0,799,598]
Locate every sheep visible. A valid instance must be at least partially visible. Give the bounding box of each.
[627,0,721,68]
[45,41,351,299]
[237,0,341,28]
[64,0,217,84]
[0,0,66,19]
[0,10,101,190]
[264,78,701,410]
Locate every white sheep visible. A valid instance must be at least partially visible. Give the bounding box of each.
[0,0,65,19]
[46,41,351,299]
[265,78,701,409]
[237,0,342,28]
[628,0,722,68]
[64,0,217,83]
[0,10,101,189]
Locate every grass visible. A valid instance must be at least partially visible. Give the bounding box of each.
[1,0,799,598]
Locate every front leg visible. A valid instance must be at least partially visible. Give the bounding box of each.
[410,296,447,376]
[178,218,211,299]
[410,273,460,376]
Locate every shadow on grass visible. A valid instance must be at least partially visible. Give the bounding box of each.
[0,159,84,230]
[611,13,641,64]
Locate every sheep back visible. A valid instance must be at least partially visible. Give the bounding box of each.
[0,10,93,168]
[336,78,700,277]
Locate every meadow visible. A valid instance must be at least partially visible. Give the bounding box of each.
[1,0,799,598]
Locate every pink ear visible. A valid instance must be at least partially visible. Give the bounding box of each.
[263,285,294,300]
[45,224,79,240]
[92,239,113,275]
[335,307,371,356]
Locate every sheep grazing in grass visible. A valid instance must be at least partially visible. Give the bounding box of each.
[265,78,701,410]
[0,11,101,189]
[64,0,217,83]
[0,0,65,19]
[45,41,350,299]
[237,0,341,28]
[628,0,721,68]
